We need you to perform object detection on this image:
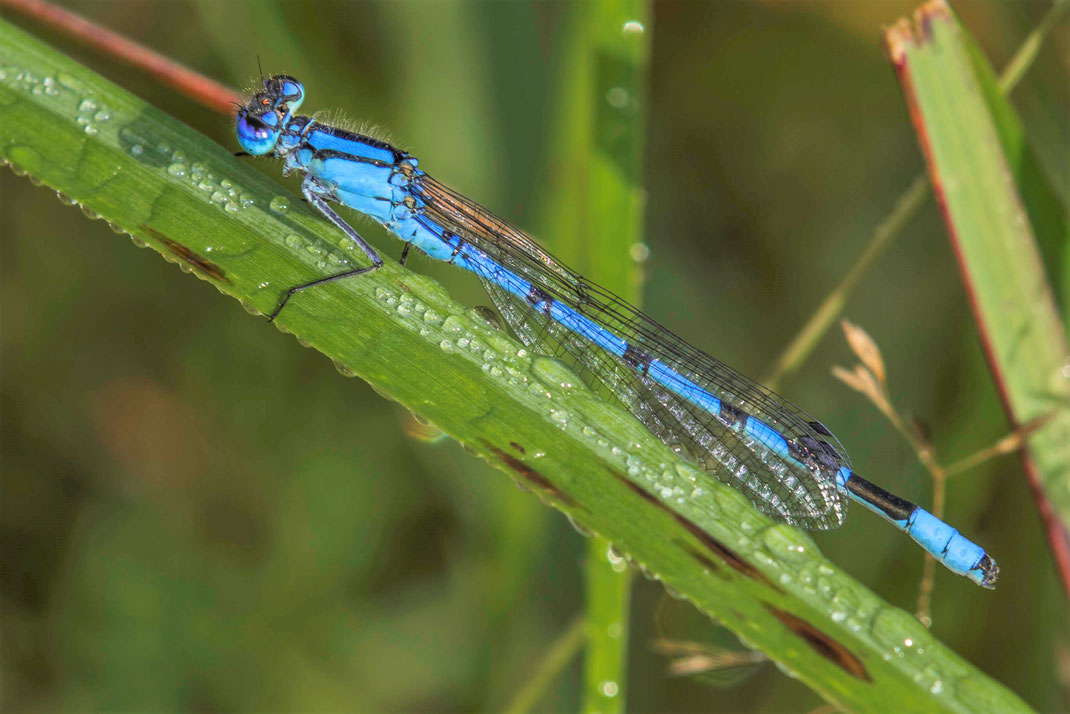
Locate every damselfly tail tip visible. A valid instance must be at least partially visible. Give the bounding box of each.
[975,554,999,589]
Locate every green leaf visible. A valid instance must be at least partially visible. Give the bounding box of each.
[0,16,1031,713]
[532,2,651,711]
[887,2,1070,550]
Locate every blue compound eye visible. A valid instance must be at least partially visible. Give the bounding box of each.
[235,110,279,155]
[267,74,304,112]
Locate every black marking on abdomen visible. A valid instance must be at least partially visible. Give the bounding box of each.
[844,473,915,521]
[787,435,842,472]
[718,402,748,429]
[622,343,652,374]
[526,285,553,315]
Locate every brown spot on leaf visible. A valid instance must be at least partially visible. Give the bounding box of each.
[679,541,720,574]
[144,227,228,282]
[766,605,870,682]
[609,469,668,510]
[483,441,580,509]
[509,441,526,455]
[610,470,772,587]
[674,514,771,586]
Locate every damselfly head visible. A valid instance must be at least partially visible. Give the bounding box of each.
[235,98,282,156]
[235,75,306,155]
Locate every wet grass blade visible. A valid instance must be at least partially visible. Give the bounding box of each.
[0,16,1033,713]
[887,1,1070,593]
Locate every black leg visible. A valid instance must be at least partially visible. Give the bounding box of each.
[302,179,384,268]
[400,243,412,266]
[268,178,386,321]
[268,264,381,321]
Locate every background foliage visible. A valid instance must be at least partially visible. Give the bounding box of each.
[1,1,1066,711]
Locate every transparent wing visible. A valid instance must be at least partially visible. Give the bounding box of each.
[415,176,849,529]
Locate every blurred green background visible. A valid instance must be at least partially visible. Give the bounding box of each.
[2,1,1066,711]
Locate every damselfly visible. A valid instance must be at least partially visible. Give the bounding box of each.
[236,75,998,588]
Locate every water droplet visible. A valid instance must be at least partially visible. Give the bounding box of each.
[566,514,593,537]
[549,409,570,428]
[167,162,188,178]
[600,681,619,697]
[622,20,645,34]
[606,86,630,109]
[441,315,466,334]
[130,143,144,156]
[630,242,650,262]
[270,196,289,213]
[332,360,357,377]
[55,191,77,206]
[78,98,97,113]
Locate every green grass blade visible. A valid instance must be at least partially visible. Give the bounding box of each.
[762,0,1068,391]
[534,2,650,710]
[887,2,1070,572]
[0,16,1032,713]
[960,8,1069,318]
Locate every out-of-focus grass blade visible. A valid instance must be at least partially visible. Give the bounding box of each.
[535,3,650,712]
[762,0,1068,391]
[887,1,1070,573]
[0,17,1033,712]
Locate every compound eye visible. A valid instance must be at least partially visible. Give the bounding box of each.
[281,80,302,100]
[268,74,305,112]
[235,111,279,155]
